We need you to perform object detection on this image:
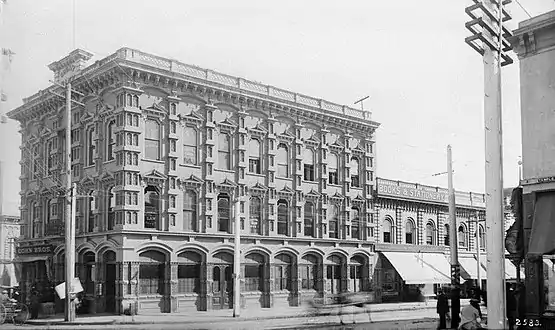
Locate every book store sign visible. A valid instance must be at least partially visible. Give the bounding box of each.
[16,244,54,256]
[377,182,448,203]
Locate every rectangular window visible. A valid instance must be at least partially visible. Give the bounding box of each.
[249,159,261,174]
[145,119,161,160]
[177,265,200,293]
[329,220,338,239]
[304,164,315,181]
[383,232,391,243]
[218,134,231,170]
[170,140,176,152]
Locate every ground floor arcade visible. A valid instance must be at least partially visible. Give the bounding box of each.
[16,233,376,314]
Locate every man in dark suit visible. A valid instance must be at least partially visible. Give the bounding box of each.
[436,289,449,330]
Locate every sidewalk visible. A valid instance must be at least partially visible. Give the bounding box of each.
[26,299,471,326]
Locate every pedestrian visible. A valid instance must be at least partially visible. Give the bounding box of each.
[436,289,449,330]
[30,290,41,320]
[459,298,484,330]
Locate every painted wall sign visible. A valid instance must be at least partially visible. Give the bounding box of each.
[377,182,448,203]
[16,244,54,256]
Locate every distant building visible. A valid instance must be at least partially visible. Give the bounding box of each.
[0,214,21,287]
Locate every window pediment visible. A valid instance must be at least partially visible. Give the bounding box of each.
[80,175,95,188]
[329,140,344,152]
[305,188,321,201]
[248,122,268,138]
[216,178,237,193]
[38,126,52,137]
[330,191,345,203]
[218,117,237,133]
[352,194,366,205]
[179,110,204,124]
[249,182,268,195]
[277,130,295,142]
[304,134,320,147]
[99,171,115,184]
[141,169,167,185]
[179,174,204,189]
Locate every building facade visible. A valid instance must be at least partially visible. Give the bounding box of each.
[7,48,380,314]
[511,9,555,324]
[0,214,21,288]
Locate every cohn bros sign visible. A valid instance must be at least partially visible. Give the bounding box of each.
[377,182,448,203]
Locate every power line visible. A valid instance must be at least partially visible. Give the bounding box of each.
[513,0,532,18]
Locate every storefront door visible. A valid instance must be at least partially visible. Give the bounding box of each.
[212,265,233,309]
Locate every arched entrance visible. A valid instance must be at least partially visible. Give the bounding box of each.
[138,249,170,313]
[300,253,322,293]
[176,250,206,311]
[244,251,270,308]
[211,251,233,310]
[103,251,117,313]
[273,252,298,307]
[350,254,369,292]
[326,254,345,294]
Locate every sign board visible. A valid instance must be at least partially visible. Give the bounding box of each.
[16,244,54,256]
[55,278,84,300]
[377,182,448,203]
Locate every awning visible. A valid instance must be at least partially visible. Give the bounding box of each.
[478,255,525,279]
[459,256,487,280]
[529,192,555,256]
[13,255,49,263]
[418,253,452,280]
[381,252,451,284]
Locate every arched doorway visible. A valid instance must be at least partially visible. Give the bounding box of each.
[273,252,297,307]
[350,255,369,292]
[103,251,117,313]
[211,251,233,310]
[244,251,270,308]
[326,254,345,294]
[138,249,169,313]
[177,250,205,311]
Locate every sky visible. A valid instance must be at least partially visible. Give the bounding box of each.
[0,0,554,216]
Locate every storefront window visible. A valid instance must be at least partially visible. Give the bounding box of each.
[544,257,555,310]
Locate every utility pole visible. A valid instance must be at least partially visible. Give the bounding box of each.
[447,145,460,328]
[64,80,75,322]
[476,214,482,290]
[233,198,241,317]
[465,1,513,328]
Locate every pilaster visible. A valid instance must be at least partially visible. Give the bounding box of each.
[417,209,423,245]
[395,206,402,244]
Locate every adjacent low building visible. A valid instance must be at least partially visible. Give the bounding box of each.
[0,214,21,288]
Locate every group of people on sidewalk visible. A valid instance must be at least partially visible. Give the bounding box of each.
[436,283,523,330]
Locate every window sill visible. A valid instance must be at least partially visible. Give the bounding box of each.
[275,176,293,180]
[248,173,265,178]
[83,165,95,169]
[214,168,234,174]
[328,183,341,188]
[180,163,201,169]
[302,180,318,184]
[142,159,164,164]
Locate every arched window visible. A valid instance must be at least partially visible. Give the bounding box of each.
[183,190,197,232]
[249,139,261,174]
[277,199,289,236]
[87,128,95,166]
[145,119,161,160]
[329,205,339,239]
[218,134,231,170]
[405,219,415,244]
[328,153,339,185]
[444,224,450,246]
[351,157,360,187]
[351,207,360,240]
[217,194,230,232]
[479,225,486,250]
[183,126,198,165]
[276,143,289,178]
[303,149,315,181]
[46,139,54,172]
[426,222,435,245]
[107,187,115,230]
[304,202,315,237]
[458,225,467,247]
[106,121,116,161]
[144,186,160,229]
[249,196,262,234]
[32,146,39,178]
[383,218,393,243]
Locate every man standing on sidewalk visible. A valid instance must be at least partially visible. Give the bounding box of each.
[436,289,449,329]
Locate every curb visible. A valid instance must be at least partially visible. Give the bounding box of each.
[25,305,437,326]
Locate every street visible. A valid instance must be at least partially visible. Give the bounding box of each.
[2,316,438,330]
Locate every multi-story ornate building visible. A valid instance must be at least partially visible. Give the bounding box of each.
[0,214,21,288]
[7,48,379,314]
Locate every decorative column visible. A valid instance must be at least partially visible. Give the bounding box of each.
[170,262,178,312]
[205,263,214,311]
[417,209,424,245]
[129,262,140,310]
[395,206,403,244]
[437,209,446,246]
[345,261,351,292]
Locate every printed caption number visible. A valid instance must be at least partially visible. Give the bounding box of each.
[515,319,541,327]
